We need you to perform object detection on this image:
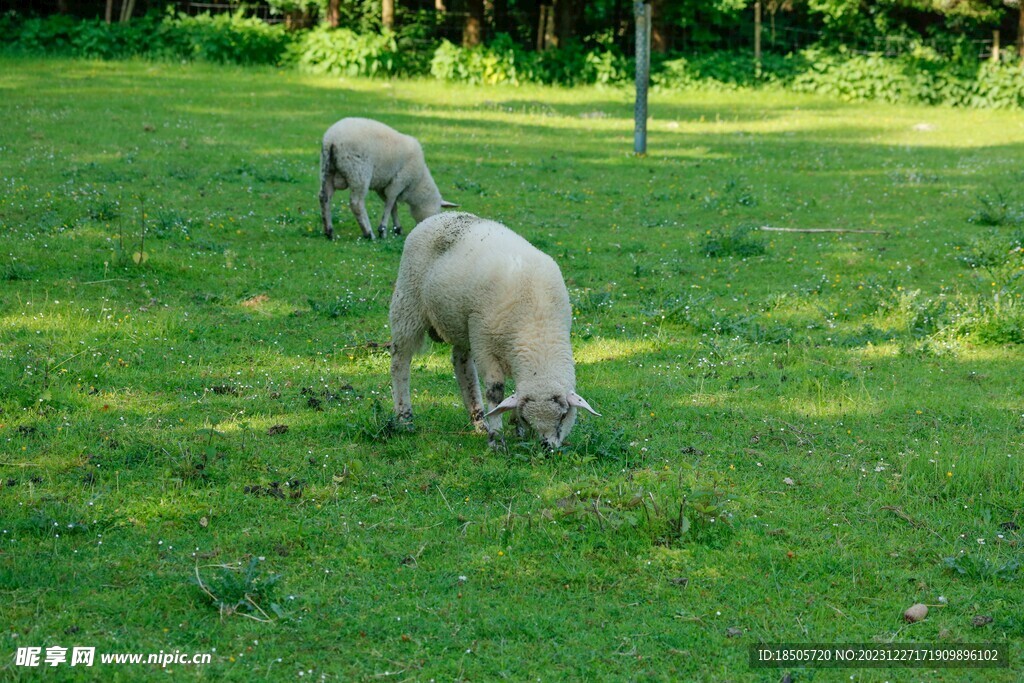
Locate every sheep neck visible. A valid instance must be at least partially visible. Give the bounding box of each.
[504,300,575,394]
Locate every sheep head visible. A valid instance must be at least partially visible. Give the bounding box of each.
[486,391,599,449]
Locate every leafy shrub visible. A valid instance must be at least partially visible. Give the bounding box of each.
[2,12,293,65]
[174,12,292,65]
[787,48,1024,109]
[583,48,630,85]
[966,301,1024,345]
[536,40,629,86]
[430,35,628,87]
[7,14,163,59]
[291,25,400,76]
[789,49,907,103]
[430,34,538,85]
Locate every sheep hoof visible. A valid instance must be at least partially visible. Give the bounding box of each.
[324,230,334,240]
[487,434,506,450]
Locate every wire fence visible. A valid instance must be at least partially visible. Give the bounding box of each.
[674,15,1011,62]
[174,1,278,21]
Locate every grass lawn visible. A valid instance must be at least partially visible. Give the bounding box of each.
[1,56,1022,681]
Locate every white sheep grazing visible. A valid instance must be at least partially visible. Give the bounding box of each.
[319,117,456,240]
[389,212,599,448]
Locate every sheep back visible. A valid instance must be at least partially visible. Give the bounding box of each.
[397,212,573,363]
[322,117,430,195]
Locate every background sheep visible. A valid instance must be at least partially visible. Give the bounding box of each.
[319,117,456,240]
[389,212,599,448]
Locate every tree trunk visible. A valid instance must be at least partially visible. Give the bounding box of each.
[537,4,555,50]
[554,0,575,47]
[650,0,669,53]
[489,0,509,36]
[119,0,136,23]
[105,0,115,24]
[326,0,340,28]
[1017,4,1024,60]
[754,0,762,63]
[285,10,314,30]
[464,0,485,46]
[382,0,395,31]
[612,0,624,46]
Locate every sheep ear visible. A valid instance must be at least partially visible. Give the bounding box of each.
[485,394,519,418]
[440,199,459,208]
[568,392,600,416]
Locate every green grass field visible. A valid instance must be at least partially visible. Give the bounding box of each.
[1,56,1022,681]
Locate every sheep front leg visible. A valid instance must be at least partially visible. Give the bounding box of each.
[452,347,485,431]
[480,362,508,448]
[390,203,402,236]
[377,191,400,239]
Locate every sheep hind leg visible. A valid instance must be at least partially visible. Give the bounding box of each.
[348,184,375,240]
[389,340,417,430]
[319,178,335,240]
[389,287,428,429]
[451,347,485,433]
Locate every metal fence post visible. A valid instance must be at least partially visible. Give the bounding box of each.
[754,1,762,68]
[634,2,651,156]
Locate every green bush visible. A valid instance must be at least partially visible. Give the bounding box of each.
[291,26,400,76]
[786,48,1024,109]
[173,13,292,65]
[430,34,539,85]
[648,47,1024,110]
[2,12,293,66]
[429,35,629,87]
[7,14,162,59]
[536,40,630,86]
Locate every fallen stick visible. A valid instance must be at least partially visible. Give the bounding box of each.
[759,226,889,235]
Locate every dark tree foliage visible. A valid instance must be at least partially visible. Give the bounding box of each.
[2,0,1021,54]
